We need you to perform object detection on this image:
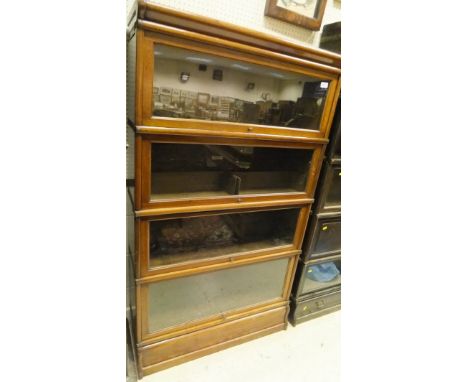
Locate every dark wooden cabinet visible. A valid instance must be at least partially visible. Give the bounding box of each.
[290,288,341,325]
[314,161,341,214]
[289,92,341,325]
[327,100,341,163]
[127,1,340,377]
[292,255,341,298]
[302,212,341,261]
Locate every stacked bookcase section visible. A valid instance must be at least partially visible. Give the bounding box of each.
[290,99,341,325]
[127,1,341,377]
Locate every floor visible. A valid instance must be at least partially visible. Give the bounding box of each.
[136,310,340,382]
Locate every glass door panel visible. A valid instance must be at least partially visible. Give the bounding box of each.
[151,142,313,200]
[153,44,330,131]
[302,260,341,294]
[150,208,300,267]
[324,167,341,207]
[315,220,341,254]
[147,257,289,333]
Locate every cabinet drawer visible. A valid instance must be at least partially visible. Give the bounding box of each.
[290,289,341,325]
[292,256,341,298]
[315,161,341,213]
[139,305,287,375]
[137,28,340,141]
[302,213,341,260]
[136,135,323,211]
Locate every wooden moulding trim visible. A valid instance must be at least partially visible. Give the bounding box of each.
[139,194,313,216]
[138,20,340,76]
[282,251,300,300]
[135,198,313,218]
[140,323,286,376]
[140,203,310,220]
[139,300,288,346]
[136,125,329,145]
[142,244,297,278]
[316,210,342,219]
[294,285,341,303]
[303,253,341,266]
[295,285,342,303]
[135,29,145,126]
[137,1,341,68]
[307,250,341,261]
[322,77,341,140]
[136,248,301,284]
[138,129,328,148]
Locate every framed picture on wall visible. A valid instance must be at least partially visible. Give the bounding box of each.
[264,0,327,30]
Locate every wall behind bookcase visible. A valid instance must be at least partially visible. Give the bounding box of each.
[128,0,341,49]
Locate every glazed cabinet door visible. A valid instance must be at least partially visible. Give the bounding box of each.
[302,213,341,260]
[137,255,295,343]
[315,162,341,213]
[136,135,323,211]
[294,256,341,298]
[136,28,340,140]
[136,205,309,278]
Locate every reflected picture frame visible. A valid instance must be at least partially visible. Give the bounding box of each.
[264,0,327,30]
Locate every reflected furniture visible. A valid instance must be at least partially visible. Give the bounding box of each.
[320,21,341,54]
[127,1,341,377]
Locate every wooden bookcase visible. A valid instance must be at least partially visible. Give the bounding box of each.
[127,1,341,377]
[290,98,341,325]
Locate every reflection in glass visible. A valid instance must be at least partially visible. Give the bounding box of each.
[147,258,289,332]
[153,45,329,130]
[150,208,299,266]
[151,143,312,200]
[302,260,341,294]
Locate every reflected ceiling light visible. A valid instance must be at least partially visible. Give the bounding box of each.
[232,64,250,70]
[154,51,163,55]
[186,57,212,63]
[320,82,329,89]
[268,72,285,78]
